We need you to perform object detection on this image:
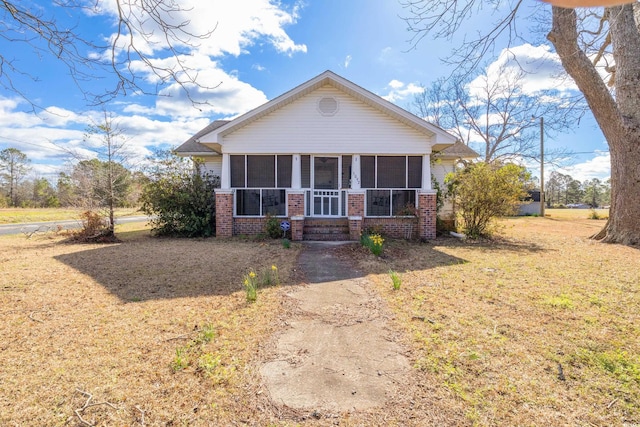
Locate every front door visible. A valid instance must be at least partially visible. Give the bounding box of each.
[313,156,340,216]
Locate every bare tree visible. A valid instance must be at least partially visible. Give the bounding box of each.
[414,63,577,164]
[0,1,216,107]
[403,0,640,245]
[0,147,31,207]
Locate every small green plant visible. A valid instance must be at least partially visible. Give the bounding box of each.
[271,264,280,285]
[264,214,282,239]
[543,293,575,309]
[171,348,189,371]
[389,270,401,290]
[588,209,600,219]
[195,323,215,345]
[198,353,221,374]
[243,270,258,302]
[282,238,291,248]
[361,233,384,256]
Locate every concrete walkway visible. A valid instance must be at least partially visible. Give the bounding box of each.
[260,242,410,413]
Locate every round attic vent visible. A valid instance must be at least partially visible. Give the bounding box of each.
[318,96,338,116]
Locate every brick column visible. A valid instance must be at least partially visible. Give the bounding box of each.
[287,190,305,241]
[347,190,365,241]
[215,189,233,238]
[418,190,437,240]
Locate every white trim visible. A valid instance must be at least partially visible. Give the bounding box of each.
[421,154,431,190]
[215,189,233,195]
[418,189,438,195]
[221,153,230,189]
[351,154,361,190]
[348,216,363,221]
[292,154,302,189]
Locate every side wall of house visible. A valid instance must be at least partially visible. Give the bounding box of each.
[201,157,222,178]
[432,160,456,220]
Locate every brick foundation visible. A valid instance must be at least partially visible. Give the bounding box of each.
[363,217,419,239]
[418,191,437,240]
[233,217,266,236]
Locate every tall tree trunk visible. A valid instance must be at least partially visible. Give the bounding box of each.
[548,5,640,245]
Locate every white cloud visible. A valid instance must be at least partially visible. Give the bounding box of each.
[468,44,577,99]
[381,80,424,103]
[96,0,306,60]
[344,55,352,68]
[0,96,212,179]
[558,151,611,182]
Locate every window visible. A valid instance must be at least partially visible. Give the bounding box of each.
[235,189,286,216]
[360,155,423,216]
[365,189,416,217]
[231,155,291,216]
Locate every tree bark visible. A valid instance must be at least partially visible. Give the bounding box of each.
[548,6,640,245]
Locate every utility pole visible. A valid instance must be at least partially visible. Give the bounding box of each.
[540,117,545,217]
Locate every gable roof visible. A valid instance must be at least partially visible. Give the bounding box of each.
[195,70,457,149]
[174,120,228,156]
[434,140,479,160]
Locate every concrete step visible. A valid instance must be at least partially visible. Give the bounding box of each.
[303,233,352,241]
[303,226,350,234]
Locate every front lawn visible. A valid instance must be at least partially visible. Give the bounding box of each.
[1,217,638,426]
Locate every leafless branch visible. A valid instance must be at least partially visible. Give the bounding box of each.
[0,1,218,108]
[74,389,118,427]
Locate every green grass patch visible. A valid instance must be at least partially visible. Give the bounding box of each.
[0,207,141,224]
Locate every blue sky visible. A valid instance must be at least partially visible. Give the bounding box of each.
[0,0,610,183]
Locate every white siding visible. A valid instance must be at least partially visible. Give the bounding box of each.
[221,85,434,155]
[201,157,222,178]
[432,160,456,218]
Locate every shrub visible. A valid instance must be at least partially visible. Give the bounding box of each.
[70,210,118,243]
[446,162,529,238]
[264,214,282,239]
[141,158,219,237]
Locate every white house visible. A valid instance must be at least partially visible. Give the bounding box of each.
[175,70,477,241]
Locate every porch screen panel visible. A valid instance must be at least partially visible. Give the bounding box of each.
[377,156,406,188]
[367,190,391,216]
[392,190,416,215]
[247,155,275,187]
[230,155,245,187]
[408,156,423,188]
[277,155,292,188]
[262,189,286,216]
[301,155,311,188]
[361,156,375,188]
[341,155,352,189]
[236,189,260,216]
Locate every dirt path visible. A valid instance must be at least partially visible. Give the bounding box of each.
[260,242,410,414]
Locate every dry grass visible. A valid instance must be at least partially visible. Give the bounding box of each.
[342,216,639,426]
[0,224,303,426]
[2,217,638,426]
